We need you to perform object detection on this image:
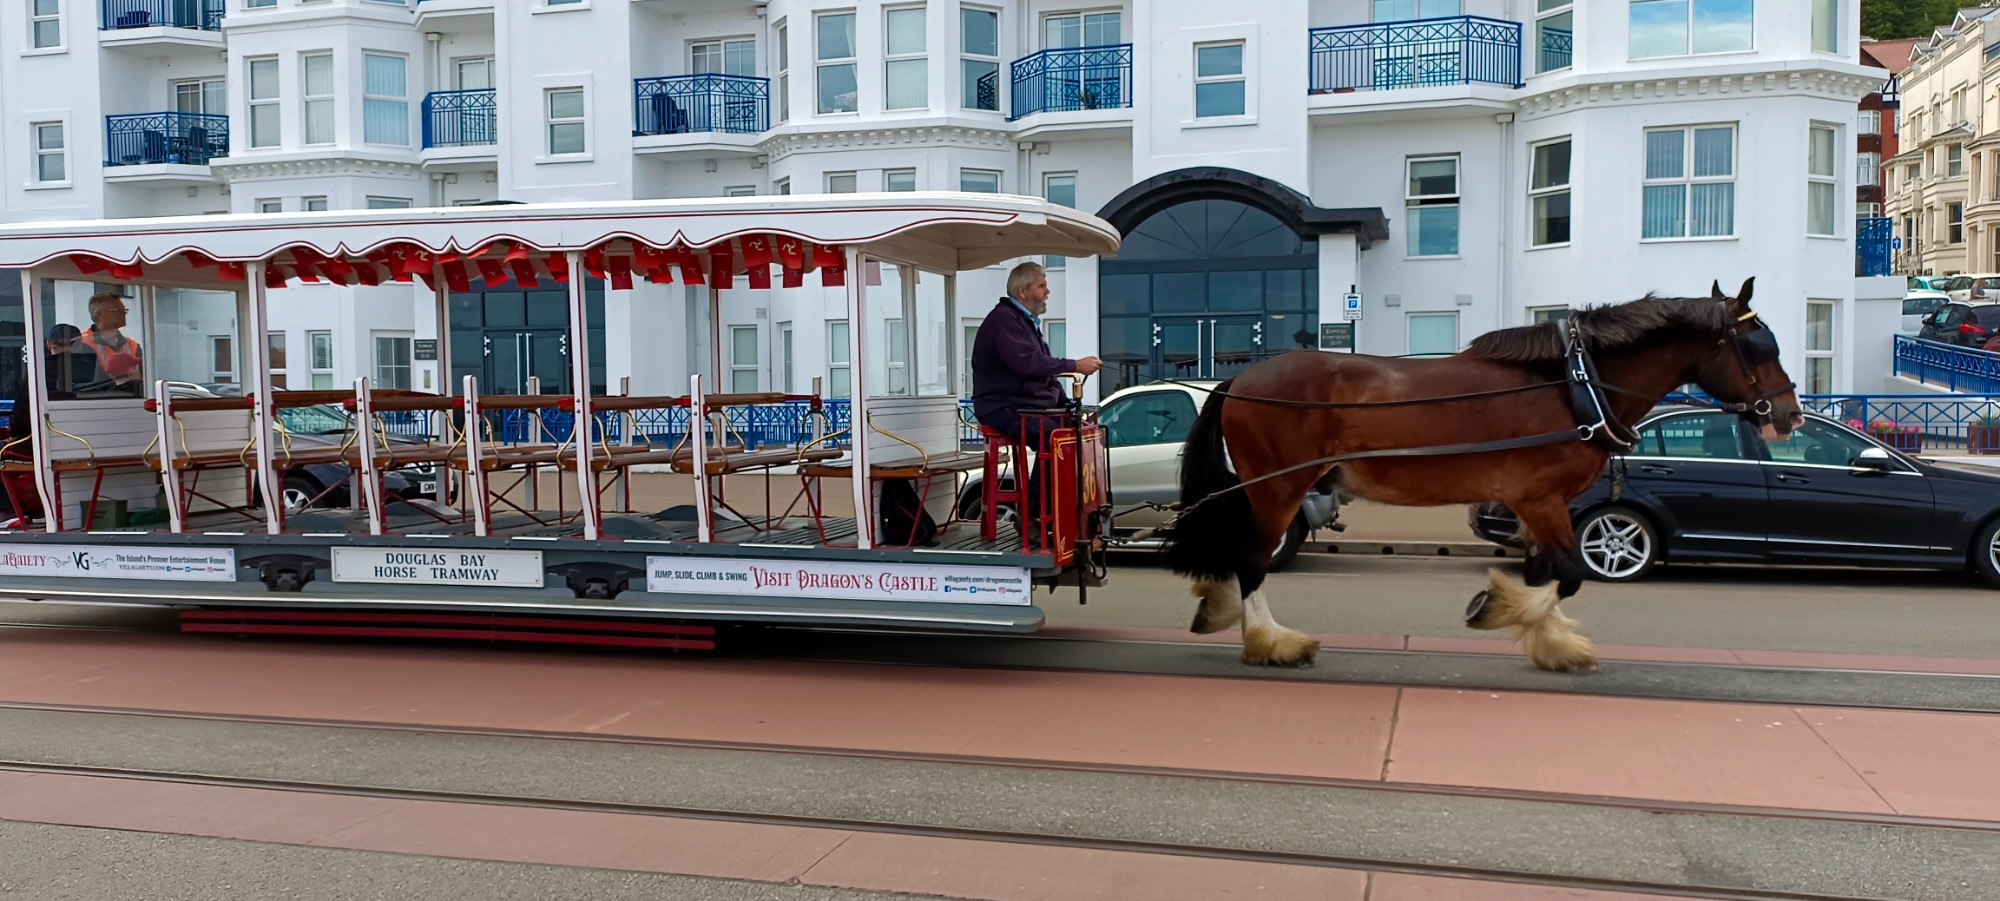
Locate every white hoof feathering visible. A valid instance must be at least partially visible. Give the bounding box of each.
[1240,590,1319,666]
[1475,568,1598,673]
[1189,579,1244,634]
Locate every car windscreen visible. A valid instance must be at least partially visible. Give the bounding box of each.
[276,405,351,435]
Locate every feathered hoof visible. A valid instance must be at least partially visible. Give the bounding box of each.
[1188,580,1243,635]
[1242,627,1319,667]
[1526,631,1600,673]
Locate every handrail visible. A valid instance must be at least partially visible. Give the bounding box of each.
[1308,15,1524,93]
[1009,43,1134,119]
[633,73,771,136]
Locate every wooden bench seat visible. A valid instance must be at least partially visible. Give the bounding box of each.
[554,442,746,473]
[672,445,843,476]
[799,450,987,481]
[2,456,152,474]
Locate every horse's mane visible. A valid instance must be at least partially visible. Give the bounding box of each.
[1463,294,1729,364]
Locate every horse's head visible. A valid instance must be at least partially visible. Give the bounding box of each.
[1690,277,1804,442]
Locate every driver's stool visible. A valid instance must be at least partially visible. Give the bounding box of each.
[977,425,1027,543]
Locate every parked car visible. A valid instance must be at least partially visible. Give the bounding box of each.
[1910,275,1954,293]
[1468,404,2000,588]
[954,381,1341,570]
[1945,273,2000,303]
[159,383,441,512]
[1915,301,2000,347]
[1903,290,1951,334]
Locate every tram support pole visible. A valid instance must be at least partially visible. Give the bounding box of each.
[19,271,57,533]
[846,246,872,549]
[245,262,281,535]
[566,251,601,541]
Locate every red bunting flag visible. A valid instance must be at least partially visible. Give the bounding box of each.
[503,242,531,263]
[323,256,355,283]
[477,257,509,288]
[775,236,805,271]
[217,261,247,282]
[583,247,607,278]
[707,242,734,290]
[606,255,634,291]
[817,245,846,287]
[546,252,569,283]
[509,258,540,288]
[442,259,472,293]
[747,264,771,290]
[68,255,108,275]
[107,260,145,280]
[181,251,218,269]
[264,265,288,289]
[289,249,324,283]
[633,244,667,277]
[781,266,803,289]
[741,234,774,268]
[355,263,382,287]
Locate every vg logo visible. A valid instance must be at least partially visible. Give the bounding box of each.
[71,552,93,571]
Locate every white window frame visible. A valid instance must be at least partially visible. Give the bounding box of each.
[302,52,335,147]
[373,332,414,392]
[884,168,918,192]
[1529,306,1573,324]
[174,78,227,116]
[1192,40,1247,119]
[775,20,791,123]
[1044,319,1067,358]
[29,0,61,51]
[454,57,496,91]
[774,177,791,195]
[1858,151,1880,188]
[247,57,281,149]
[961,6,1002,111]
[304,196,328,211]
[257,198,284,213]
[827,320,851,399]
[691,37,756,76]
[546,87,587,156]
[1808,123,1838,238]
[1534,1,1573,75]
[362,52,410,147]
[1629,0,1756,60]
[883,6,928,111]
[1529,137,1571,248]
[779,321,794,393]
[1950,143,1965,178]
[366,197,412,209]
[1812,0,1839,54]
[1804,299,1835,394]
[723,185,758,197]
[1950,202,1965,244]
[1857,202,1880,218]
[309,330,335,390]
[816,10,858,115]
[1043,172,1077,267]
[960,168,1001,193]
[1406,155,1460,258]
[246,0,276,7]
[267,331,288,389]
[1858,110,1880,136]
[826,171,858,193]
[209,335,236,385]
[961,322,979,396]
[885,318,909,395]
[1641,124,1736,241]
[729,325,760,393]
[31,121,67,186]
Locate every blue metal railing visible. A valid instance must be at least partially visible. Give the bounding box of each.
[633,74,770,136]
[1894,335,2000,394]
[1009,44,1133,119]
[104,112,228,167]
[1308,16,1523,93]
[1857,216,1893,277]
[100,0,223,30]
[422,89,497,149]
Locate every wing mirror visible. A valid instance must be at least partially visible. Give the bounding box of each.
[1851,447,1894,473]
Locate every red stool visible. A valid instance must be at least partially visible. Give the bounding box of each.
[977,425,1027,544]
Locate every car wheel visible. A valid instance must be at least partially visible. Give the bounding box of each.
[1575,507,1661,582]
[1969,517,2000,589]
[282,474,322,514]
[1268,513,1309,572]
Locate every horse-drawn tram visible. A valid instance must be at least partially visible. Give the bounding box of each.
[0,194,1116,647]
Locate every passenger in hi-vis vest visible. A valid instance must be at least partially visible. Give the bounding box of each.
[76,292,143,397]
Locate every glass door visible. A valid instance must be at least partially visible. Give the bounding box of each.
[1154,317,1203,380]
[1042,12,1122,111]
[1209,315,1264,380]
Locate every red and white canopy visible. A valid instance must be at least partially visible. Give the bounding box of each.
[0,193,1121,293]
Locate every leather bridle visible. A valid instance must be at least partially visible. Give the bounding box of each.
[1708,305,1797,429]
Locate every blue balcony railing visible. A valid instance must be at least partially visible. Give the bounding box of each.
[1858,216,1893,277]
[104,112,228,167]
[422,89,497,149]
[633,74,770,137]
[100,0,224,30]
[1309,16,1523,93]
[1894,335,2000,394]
[1009,44,1133,119]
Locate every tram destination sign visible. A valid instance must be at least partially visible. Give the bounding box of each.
[0,544,235,581]
[331,547,545,588]
[644,556,1033,606]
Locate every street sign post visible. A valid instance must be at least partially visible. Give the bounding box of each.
[1342,293,1362,321]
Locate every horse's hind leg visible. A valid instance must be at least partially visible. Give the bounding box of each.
[1189,578,1243,633]
[1235,478,1320,667]
[1466,497,1598,673]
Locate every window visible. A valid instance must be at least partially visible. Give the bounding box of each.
[1044,172,1077,267]
[884,7,927,110]
[455,57,495,90]
[1045,319,1067,357]
[960,169,1001,193]
[302,53,334,146]
[1530,306,1572,323]
[1858,152,1879,187]
[1535,1,1573,74]
[1044,11,1120,47]
[1642,125,1735,239]
[30,0,59,49]
[1804,300,1833,395]
[774,177,791,195]
[776,22,791,122]
[1530,138,1571,246]
[363,53,409,146]
[174,79,226,116]
[884,168,917,192]
[1857,202,1880,217]
[1194,42,1246,118]
[32,123,65,184]
[246,0,274,7]
[1372,0,1460,19]
[729,326,759,393]
[1408,313,1458,356]
[1808,125,1837,237]
[827,320,851,398]
[1629,0,1754,59]
[366,197,411,209]
[779,322,794,392]
[210,336,235,385]
[1636,413,1746,460]
[1858,110,1880,136]
[547,88,585,155]
[885,318,909,395]
[1950,144,1965,178]
[1950,202,1964,244]
[248,57,280,148]
[373,334,412,392]
[961,7,1000,110]
[1812,0,1838,53]
[304,196,328,212]
[268,332,288,389]
[1407,156,1459,257]
[257,199,283,213]
[826,171,857,193]
[309,331,334,389]
[961,323,979,395]
[1101,390,1200,448]
[817,11,858,114]
[1764,419,1876,468]
[692,38,755,76]
[724,185,757,197]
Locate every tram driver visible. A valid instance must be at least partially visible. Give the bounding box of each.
[970,261,1101,542]
[76,292,143,397]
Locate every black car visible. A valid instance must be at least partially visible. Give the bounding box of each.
[1468,404,2000,588]
[271,403,441,512]
[1916,302,2000,347]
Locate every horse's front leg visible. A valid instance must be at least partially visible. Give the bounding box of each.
[1465,497,1599,672]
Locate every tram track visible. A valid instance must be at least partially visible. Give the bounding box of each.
[1,705,1993,901]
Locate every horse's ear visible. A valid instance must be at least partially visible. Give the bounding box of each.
[1710,280,1725,301]
[1736,276,1755,307]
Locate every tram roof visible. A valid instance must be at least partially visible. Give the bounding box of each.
[0,192,1121,291]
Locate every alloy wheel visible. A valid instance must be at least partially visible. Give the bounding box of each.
[1578,511,1653,580]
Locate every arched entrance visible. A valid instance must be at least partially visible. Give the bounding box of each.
[1095,168,1387,394]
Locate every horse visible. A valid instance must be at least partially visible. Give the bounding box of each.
[1159,278,1802,672]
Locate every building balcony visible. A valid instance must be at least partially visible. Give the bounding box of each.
[103,112,227,185]
[632,74,769,155]
[1009,44,1134,130]
[98,0,225,53]
[1308,16,1523,116]
[421,89,497,166]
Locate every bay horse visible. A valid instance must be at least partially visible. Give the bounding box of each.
[1160,279,1802,672]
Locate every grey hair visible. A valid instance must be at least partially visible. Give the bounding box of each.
[87,292,126,315]
[1006,261,1046,297]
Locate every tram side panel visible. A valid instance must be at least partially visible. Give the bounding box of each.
[42,401,252,528]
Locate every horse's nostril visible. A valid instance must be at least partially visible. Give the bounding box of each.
[1788,411,1806,429]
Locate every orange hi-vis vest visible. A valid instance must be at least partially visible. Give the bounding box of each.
[79,329,143,381]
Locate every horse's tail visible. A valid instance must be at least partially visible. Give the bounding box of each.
[1162,380,1253,584]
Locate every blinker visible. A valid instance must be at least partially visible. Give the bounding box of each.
[1736,328,1779,366]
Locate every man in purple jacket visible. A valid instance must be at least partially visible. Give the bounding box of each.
[971,262,1102,541]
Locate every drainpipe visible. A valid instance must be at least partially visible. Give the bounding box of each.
[1496,111,1515,327]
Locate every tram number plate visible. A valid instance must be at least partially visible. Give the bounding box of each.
[644,556,1034,606]
[330,547,545,588]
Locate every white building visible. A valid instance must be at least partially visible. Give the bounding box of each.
[0,0,1881,402]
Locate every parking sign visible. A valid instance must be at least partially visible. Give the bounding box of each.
[1343,293,1362,321]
